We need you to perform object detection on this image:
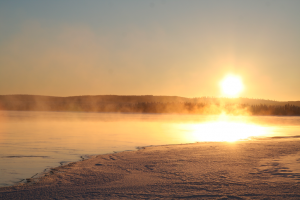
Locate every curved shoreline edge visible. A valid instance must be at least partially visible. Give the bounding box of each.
[1,139,300,199]
[3,137,300,188]
[11,136,300,188]
[15,143,194,187]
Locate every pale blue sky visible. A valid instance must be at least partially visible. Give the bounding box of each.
[1,0,300,100]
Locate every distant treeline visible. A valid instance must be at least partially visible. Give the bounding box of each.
[0,95,300,116]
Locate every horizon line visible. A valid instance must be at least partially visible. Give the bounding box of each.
[0,94,299,102]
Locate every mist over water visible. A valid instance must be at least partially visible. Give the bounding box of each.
[0,110,300,187]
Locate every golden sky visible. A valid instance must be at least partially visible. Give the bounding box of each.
[0,1,300,101]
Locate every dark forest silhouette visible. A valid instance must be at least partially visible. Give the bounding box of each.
[0,95,300,116]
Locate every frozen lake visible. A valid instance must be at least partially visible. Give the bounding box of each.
[0,111,300,187]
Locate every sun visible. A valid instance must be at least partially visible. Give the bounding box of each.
[220,75,244,97]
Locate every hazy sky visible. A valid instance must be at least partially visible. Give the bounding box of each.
[1,0,300,101]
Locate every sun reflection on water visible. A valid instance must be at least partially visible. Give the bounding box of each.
[177,120,269,142]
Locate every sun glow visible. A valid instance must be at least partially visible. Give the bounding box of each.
[178,121,268,142]
[220,75,244,97]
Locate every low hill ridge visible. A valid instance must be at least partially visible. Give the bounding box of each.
[0,95,300,115]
